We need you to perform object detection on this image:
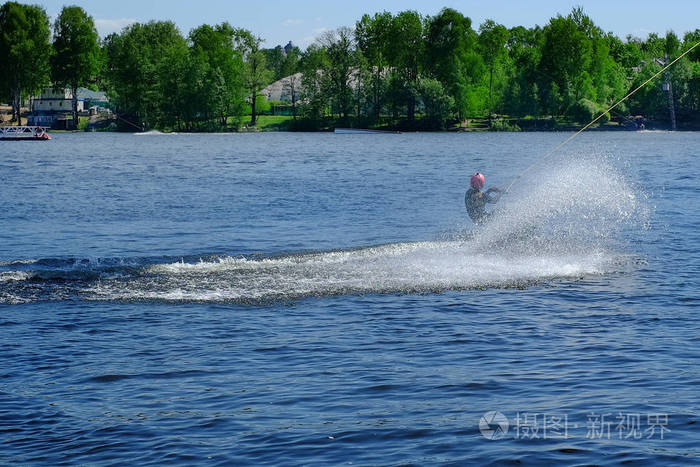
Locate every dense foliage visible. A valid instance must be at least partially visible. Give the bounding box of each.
[51,6,100,128]
[298,7,699,130]
[101,21,269,130]
[0,1,51,124]
[1,4,698,130]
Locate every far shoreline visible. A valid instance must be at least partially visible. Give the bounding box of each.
[42,127,700,135]
[5,111,695,133]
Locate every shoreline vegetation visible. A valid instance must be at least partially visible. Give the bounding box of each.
[1,3,699,133]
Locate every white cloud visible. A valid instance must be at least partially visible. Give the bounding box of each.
[282,18,303,26]
[94,18,137,37]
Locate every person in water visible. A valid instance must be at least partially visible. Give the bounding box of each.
[465,172,502,224]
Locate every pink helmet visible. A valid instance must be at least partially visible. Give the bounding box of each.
[471,172,485,189]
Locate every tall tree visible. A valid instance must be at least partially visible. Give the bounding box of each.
[280,48,301,119]
[234,29,270,125]
[299,44,329,126]
[478,19,509,122]
[103,21,187,129]
[502,25,542,118]
[320,27,357,120]
[157,36,190,130]
[611,35,644,72]
[642,33,666,58]
[683,29,700,62]
[0,2,51,125]
[387,10,424,122]
[51,6,101,129]
[538,11,592,114]
[264,45,286,81]
[355,11,392,120]
[424,8,480,120]
[681,31,700,127]
[189,23,246,129]
[665,31,680,58]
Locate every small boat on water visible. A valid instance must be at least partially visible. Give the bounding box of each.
[334,127,399,134]
[0,126,51,141]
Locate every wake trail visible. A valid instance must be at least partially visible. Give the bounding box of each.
[1,155,648,304]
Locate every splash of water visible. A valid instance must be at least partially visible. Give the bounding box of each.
[83,241,621,302]
[1,155,647,304]
[469,154,649,256]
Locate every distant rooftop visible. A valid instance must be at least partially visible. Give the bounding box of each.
[261,73,303,102]
[77,88,108,101]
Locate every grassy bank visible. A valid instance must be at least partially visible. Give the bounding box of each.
[247,115,295,131]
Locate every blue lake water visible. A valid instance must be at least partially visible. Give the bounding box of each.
[1,131,699,465]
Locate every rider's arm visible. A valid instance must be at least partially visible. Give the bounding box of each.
[484,187,502,203]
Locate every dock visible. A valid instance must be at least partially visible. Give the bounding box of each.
[0,126,51,141]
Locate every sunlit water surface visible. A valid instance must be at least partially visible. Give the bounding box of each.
[1,132,699,465]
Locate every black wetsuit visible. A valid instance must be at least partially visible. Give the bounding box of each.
[465,188,500,224]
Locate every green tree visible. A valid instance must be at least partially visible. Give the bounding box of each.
[502,25,542,118]
[264,45,286,81]
[625,30,700,128]
[0,2,51,125]
[681,30,700,126]
[668,58,696,126]
[279,48,301,119]
[642,33,666,58]
[157,36,190,130]
[478,19,509,122]
[538,11,592,113]
[386,10,424,122]
[612,35,644,72]
[51,6,101,129]
[664,31,680,58]
[299,43,329,127]
[234,29,270,125]
[355,11,392,120]
[103,21,187,129]
[418,77,454,129]
[683,30,700,62]
[320,27,357,120]
[280,46,300,77]
[538,8,621,120]
[627,61,667,122]
[189,23,246,129]
[424,8,480,120]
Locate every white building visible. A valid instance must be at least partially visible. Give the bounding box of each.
[29,87,110,127]
[262,73,303,102]
[32,87,84,113]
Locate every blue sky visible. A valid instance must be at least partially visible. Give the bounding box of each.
[13,0,700,48]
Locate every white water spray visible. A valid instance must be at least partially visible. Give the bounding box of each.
[83,155,647,303]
